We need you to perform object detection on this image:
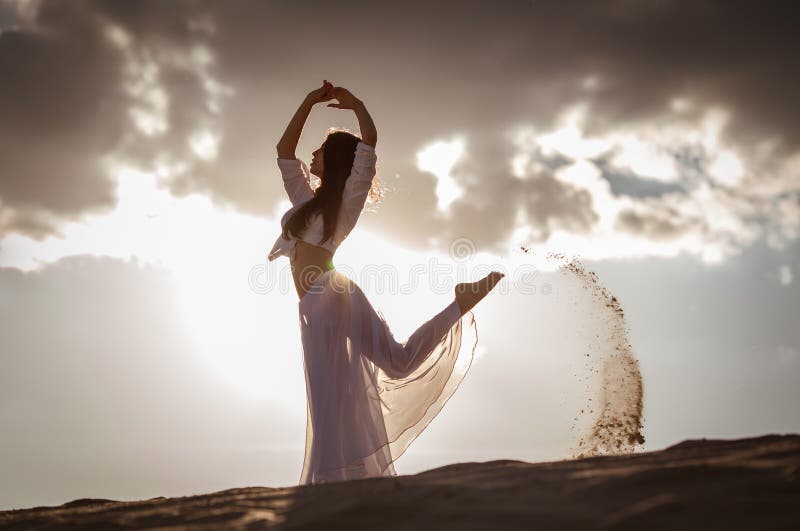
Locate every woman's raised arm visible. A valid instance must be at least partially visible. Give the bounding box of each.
[353,100,377,147]
[276,81,335,159]
[327,87,377,147]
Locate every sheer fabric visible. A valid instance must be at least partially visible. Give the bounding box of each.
[297,269,478,484]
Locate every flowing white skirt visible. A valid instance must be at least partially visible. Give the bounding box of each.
[297,269,478,484]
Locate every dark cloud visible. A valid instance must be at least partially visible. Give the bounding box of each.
[204,0,800,254]
[0,3,126,237]
[443,132,599,253]
[1,0,798,253]
[615,204,695,240]
[0,0,217,237]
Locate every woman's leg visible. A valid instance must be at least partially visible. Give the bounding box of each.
[356,272,503,379]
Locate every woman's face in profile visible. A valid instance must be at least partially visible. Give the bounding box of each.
[310,143,325,178]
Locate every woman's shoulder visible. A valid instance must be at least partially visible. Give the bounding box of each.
[355,142,376,156]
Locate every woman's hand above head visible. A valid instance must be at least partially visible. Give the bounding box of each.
[327,86,363,110]
[278,81,336,158]
[328,86,376,146]
[305,80,336,106]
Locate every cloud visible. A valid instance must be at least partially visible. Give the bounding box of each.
[0,0,226,239]
[2,0,799,264]
[501,105,799,262]
[0,2,126,237]
[425,101,795,263]
[416,138,465,212]
[614,205,694,241]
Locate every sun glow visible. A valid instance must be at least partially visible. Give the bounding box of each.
[0,165,307,403]
[416,138,466,212]
[0,160,516,404]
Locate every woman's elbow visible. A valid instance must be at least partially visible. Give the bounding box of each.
[276,145,296,159]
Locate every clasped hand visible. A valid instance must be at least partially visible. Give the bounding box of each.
[306,80,361,110]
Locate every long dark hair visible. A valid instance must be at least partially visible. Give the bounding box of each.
[281,129,361,245]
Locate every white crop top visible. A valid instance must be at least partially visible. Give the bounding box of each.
[267,141,377,261]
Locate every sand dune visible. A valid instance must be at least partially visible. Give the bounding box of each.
[2,434,798,530]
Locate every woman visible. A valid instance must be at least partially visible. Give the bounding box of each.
[269,80,504,484]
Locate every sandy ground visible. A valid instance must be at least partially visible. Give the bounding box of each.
[1,434,798,530]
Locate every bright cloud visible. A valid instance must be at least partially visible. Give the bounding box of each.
[416,138,466,212]
[502,102,800,264]
[610,134,679,182]
[189,130,220,161]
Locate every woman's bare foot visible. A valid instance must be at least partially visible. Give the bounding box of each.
[455,271,504,315]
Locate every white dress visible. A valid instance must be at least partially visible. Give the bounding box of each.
[269,143,478,484]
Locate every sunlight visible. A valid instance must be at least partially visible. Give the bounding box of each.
[416,138,465,212]
[0,165,304,403]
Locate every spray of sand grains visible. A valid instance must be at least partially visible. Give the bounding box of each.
[520,247,645,456]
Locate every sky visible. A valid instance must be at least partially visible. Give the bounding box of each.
[1,0,799,510]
